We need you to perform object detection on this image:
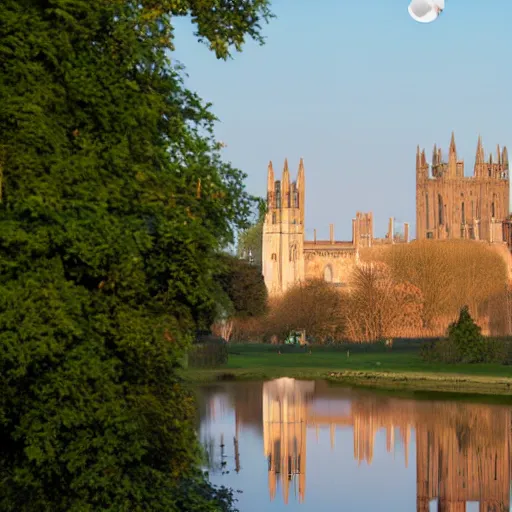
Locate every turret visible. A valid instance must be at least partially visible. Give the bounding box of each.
[474,135,485,178]
[416,146,429,181]
[448,131,457,177]
[267,161,275,208]
[281,158,290,208]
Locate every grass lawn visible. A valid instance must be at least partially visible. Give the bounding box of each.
[185,344,512,396]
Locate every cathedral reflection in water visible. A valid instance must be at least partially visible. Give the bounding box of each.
[201,378,511,512]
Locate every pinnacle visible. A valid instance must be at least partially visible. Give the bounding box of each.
[449,131,456,152]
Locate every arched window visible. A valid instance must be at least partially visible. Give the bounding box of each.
[425,193,430,229]
[438,194,444,225]
[275,182,281,209]
[324,265,333,283]
[461,202,465,224]
[272,212,276,224]
[271,253,277,261]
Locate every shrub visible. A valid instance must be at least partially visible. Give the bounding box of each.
[419,338,460,363]
[420,306,512,364]
[264,279,346,342]
[447,305,486,363]
[189,335,229,368]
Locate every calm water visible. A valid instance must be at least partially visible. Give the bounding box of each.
[197,378,512,512]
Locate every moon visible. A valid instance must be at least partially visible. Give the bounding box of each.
[408,0,445,24]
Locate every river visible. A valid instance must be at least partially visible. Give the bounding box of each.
[197,378,512,512]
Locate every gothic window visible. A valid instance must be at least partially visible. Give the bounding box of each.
[271,253,277,261]
[289,245,297,262]
[324,265,333,283]
[275,181,281,209]
[471,200,474,220]
[492,202,496,218]
[425,193,430,229]
[438,194,444,225]
[272,212,276,224]
[293,190,299,208]
[461,202,465,224]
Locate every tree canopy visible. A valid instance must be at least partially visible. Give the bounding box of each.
[217,253,268,319]
[0,0,272,510]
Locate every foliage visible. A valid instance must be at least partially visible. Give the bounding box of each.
[216,253,268,319]
[343,264,424,342]
[264,279,346,342]
[447,306,486,362]
[362,241,508,327]
[189,336,229,368]
[174,477,239,512]
[0,0,272,510]
[420,306,512,364]
[419,338,461,364]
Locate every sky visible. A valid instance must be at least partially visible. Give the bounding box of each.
[172,0,512,240]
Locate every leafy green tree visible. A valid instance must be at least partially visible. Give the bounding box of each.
[447,305,485,363]
[0,1,272,511]
[217,253,267,319]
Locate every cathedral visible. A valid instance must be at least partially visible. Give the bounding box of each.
[416,133,509,242]
[261,159,407,296]
[262,134,512,297]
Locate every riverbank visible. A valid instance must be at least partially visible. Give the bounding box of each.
[184,344,512,396]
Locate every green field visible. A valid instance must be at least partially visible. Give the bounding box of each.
[185,344,512,396]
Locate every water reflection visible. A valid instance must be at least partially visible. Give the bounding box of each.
[198,379,511,511]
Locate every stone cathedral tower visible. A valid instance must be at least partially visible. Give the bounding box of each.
[416,133,509,242]
[262,159,306,296]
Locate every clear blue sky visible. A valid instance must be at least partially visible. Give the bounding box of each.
[172,0,512,240]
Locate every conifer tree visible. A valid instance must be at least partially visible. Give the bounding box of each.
[447,305,485,363]
[0,1,272,510]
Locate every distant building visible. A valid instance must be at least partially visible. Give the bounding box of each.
[415,133,510,242]
[261,159,408,296]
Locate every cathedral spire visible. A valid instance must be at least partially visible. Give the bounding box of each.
[420,149,426,167]
[475,135,484,164]
[297,157,305,188]
[448,131,457,177]
[266,161,275,209]
[503,146,509,170]
[449,131,456,155]
[432,144,438,167]
[267,160,275,191]
[282,158,290,208]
